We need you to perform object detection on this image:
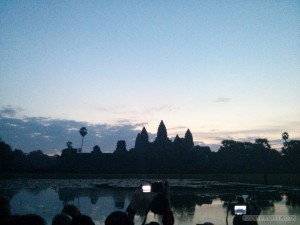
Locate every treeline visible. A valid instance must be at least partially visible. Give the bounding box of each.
[1,138,300,174]
[0,121,299,174]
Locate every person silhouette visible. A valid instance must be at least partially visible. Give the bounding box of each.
[0,196,11,219]
[52,213,72,225]
[61,204,81,219]
[70,215,95,225]
[105,211,133,225]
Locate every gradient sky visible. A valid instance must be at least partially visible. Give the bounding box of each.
[1,0,299,153]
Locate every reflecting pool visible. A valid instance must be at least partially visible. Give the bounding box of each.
[0,179,299,225]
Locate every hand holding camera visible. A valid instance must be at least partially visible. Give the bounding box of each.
[127,180,173,225]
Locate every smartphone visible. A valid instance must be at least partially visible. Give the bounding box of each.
[234,205,247,215]
[142,184,151,193]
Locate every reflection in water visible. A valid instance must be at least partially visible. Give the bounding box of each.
[0,179,299,225]
[58,188,130,207]
[113,191,126,209]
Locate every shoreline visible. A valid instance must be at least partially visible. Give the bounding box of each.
[0,173,299,185]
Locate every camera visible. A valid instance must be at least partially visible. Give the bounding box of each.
[234,205,247,215]
[128,180,170,217]
[228,196,261,216]
[127,180,173,225]
[142,181,164,193]
[141,181,169,215]
[142,184,151,193]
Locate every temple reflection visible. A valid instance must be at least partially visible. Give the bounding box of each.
[2,180,300,225]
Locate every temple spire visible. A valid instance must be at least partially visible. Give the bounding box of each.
[134,127,149,150]
[184,129,194,149]
[155,120,169,149]
[157,120,167,141]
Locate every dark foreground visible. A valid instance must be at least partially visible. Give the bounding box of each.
[0,178,299,225]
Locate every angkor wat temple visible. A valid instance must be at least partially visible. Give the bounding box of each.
[61,120,208,155]
[59,120,211,173]
[3,120,295,174]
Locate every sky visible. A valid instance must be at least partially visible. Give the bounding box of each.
[1,0,299,154]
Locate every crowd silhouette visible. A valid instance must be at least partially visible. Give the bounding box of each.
[0,196,98,225]
[0,194,175,225]
[2,182,299,225]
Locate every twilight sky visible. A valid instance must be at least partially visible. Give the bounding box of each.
[1,1,299,154]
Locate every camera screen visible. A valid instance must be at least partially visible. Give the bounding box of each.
[234,205,246,215]
[142,184,151,193]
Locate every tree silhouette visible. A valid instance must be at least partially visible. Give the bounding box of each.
[0,139,13,160]
[282,132,289,152]
[283,140,300,157]
[79,127,88,153]
[255,138,270,149]
[282,132,289,143]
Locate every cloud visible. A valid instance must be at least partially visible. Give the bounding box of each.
[0,105,23,117]
[213,97,231,103]
[143,105,179,114]
[168,126,189,131]
[0,106,186,154]
[0,113,146,154]
[0,111,216,154]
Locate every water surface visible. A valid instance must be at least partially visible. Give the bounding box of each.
[1,179,299,225]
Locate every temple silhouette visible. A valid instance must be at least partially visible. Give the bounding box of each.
[62,120,203,156]
[58,120,210,173]
[1,120,299,174]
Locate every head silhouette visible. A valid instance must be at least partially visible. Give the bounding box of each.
[62,204,81,219]
[52,213,72,225]
[20,214,45,225]
[105,211,131,225]
[70,215,95,225]
[0,196,11,218]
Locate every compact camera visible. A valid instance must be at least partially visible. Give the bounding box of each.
[127,180,173,225]
[128,180,170,216]
[142,181,165,193]
[141,181,169,215]
[142,184,151,193]
[229,197,261,217]
[234,205,247,215]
